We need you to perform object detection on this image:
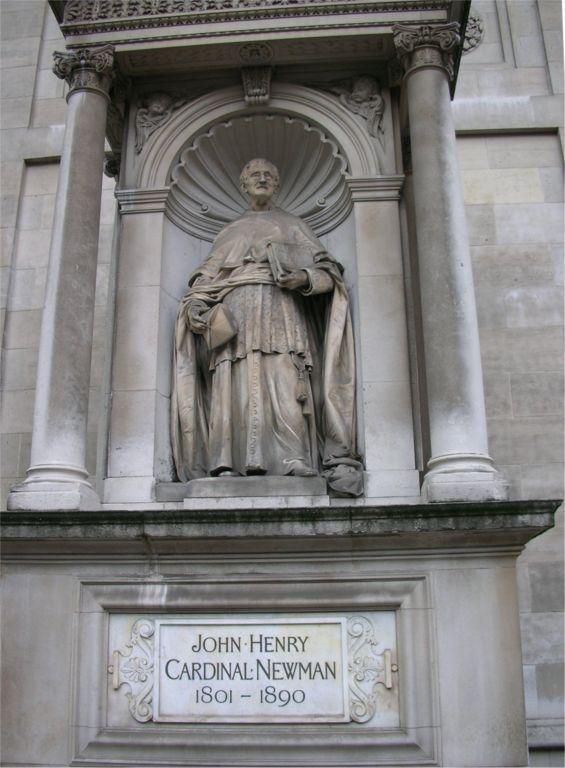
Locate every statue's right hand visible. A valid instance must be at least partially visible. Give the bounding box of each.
[186,301,208,334]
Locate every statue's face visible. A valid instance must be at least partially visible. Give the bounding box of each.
[243,162,278,204]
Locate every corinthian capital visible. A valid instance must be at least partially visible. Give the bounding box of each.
[392,22,460,80]
[53,45,115,100]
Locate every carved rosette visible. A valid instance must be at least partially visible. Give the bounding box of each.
[347,615,398,723]
[393,22,460,81]
[108,618,155,723]
[52,45,115,100]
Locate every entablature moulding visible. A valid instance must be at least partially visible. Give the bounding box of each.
[49,0,469,83]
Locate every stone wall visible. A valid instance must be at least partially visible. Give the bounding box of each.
[454,0,564,757]
[0,0,563,759]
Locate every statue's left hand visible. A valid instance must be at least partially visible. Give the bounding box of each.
[277,270,308,291]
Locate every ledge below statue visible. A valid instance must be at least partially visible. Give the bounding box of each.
[1,500,558,558]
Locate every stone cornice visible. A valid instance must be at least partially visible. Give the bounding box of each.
[60,0,450,35]
[393,21,460,80]
[1,500,559,557]
[53,45,115,100]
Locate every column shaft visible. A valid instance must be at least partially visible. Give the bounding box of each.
[394,24,507,502]
[8,46,114,511]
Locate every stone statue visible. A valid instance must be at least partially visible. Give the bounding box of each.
[171,158,363,496]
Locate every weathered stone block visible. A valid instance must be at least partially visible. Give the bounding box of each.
[475,285,507,329]
[511,372,564,416]
[0,66,35,98]
[539,167,565,204]
[483,370,512,417]
[13,229,51,269]
[495,203,563,245]
[520,612,565,664]
[471,244,555,287]
[480,327,564,373]
[113,286,160,391]
[488,417,564,466]
[504,287,564,328]
[521,464,564,501]
[465,204,496,245]
[536,662,565,718]
[1,347,38,390]
[485,134,562,169]
[2,308,41,348]
[31,98,68,129]
[529,562,565,613]
[8,266,47,311]
[0,36,40,69]
[456,136,489,169]
[34,68,66,100]
[0,389,34,434]
[462,168,544,205]
[107,390,157,477]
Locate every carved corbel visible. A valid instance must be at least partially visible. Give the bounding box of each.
[241,66,272,106]
[134,91,187,153]
[52,44,115,100]
[105,71,131,180]
[327,76,385,142]
[463,11,485,55]
[392,22,460,81]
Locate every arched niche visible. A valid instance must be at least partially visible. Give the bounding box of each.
[107,82,418,503]
[134,83,382,190]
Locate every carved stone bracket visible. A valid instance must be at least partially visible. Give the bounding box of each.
[105,71,131,179]
[327,76,385,143]
[52,45,115,100]
[463,10,485,55]
[108,618,155,723]
[135,92,188,153]
[392,22,461,81]
[241,66,272,105]
[347,615,398,723]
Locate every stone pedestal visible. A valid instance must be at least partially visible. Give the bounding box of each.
[7,46,115,512]
[393,24,508,503]
[0,501,557,767]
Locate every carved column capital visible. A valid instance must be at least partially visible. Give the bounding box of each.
[392,22,460,81]
[53,45,115,101]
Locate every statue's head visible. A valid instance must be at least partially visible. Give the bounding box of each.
[240,158,280,205]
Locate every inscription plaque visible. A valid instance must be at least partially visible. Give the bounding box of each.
[108,612,399,727]
[154,618,349,722]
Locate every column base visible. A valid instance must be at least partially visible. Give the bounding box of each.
[422,453,509,503]
[7,478,101,512]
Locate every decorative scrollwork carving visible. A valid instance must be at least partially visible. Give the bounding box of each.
[393,22,460,80]
[52,45,115,98]
[463,10,485,55]
[135,92,187,153]
[108,618,155,723]
[328,76,385,142]
[347,615,398,724]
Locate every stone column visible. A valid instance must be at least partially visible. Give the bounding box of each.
[8,46,114,511]
[393,24,507,503]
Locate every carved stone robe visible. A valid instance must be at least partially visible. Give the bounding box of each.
[171,207,363,496]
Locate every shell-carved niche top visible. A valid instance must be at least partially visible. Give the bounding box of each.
[168,114,350,241]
